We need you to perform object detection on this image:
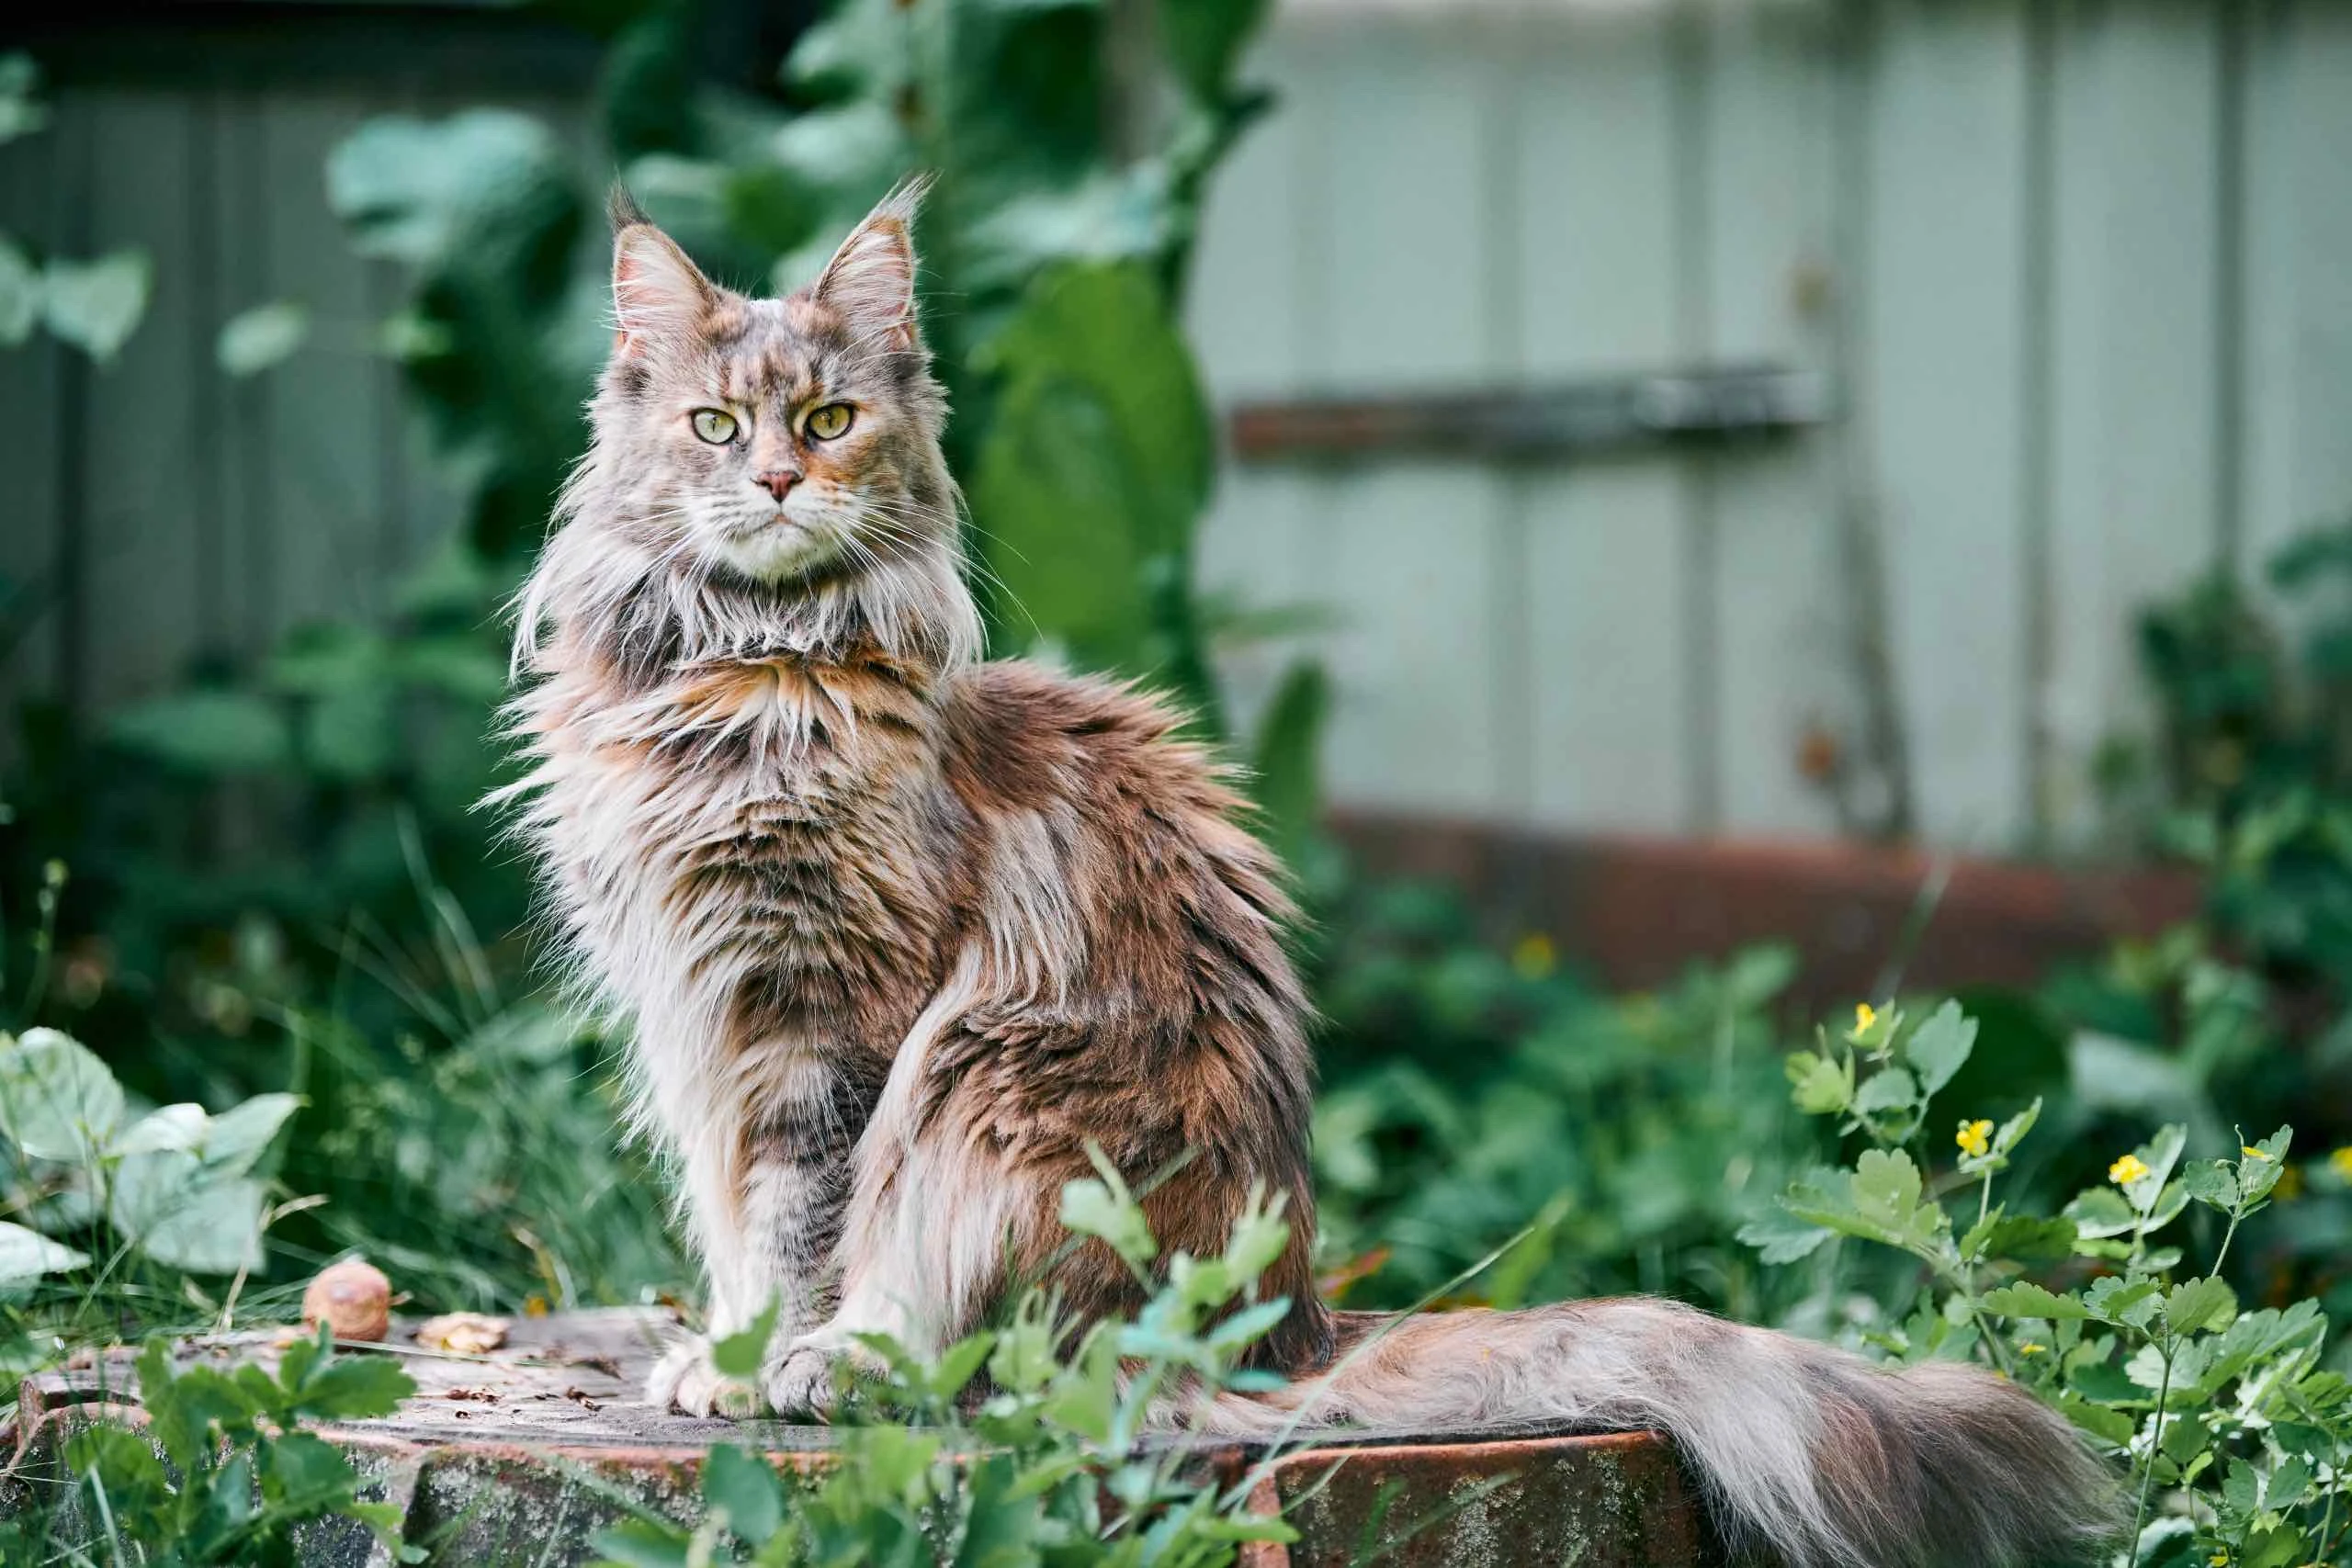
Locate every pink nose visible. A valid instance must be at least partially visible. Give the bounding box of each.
[755,470,800,502]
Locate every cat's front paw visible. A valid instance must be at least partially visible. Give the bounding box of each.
[763,1332,885,1420]
[647,1335,761,1418]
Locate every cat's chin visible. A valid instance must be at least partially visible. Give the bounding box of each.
[707,522,844,583]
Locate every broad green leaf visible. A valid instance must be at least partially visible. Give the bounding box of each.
[109,1159,266,1274]
[0,1028,126,1165]
[2064,1186,2139,1240]
[1738,1206,1835,1265]
[108,689,294,774]
[1783,1050,1851,1116]
[200,1093,302,1175]
[327,110,570,268]
[1975,1213,2077,1263]
[589,1518,695,1568]
[2165,1276,2238,1337]
[0,1219,88,1284]
[216,301,311,376]
[1159,0,1271,101]
[710,1296,779,1382]
[702,1444,786,1541]
[41,250,151,362]
[266,1429,356,1513]
[291,1350,415,1421]
[113,1102,209,1156]
[1851,1065,1918,1120]
[2084,1276,2163,1330]
[1904,999,1977,1097]
[2182,1158,2237,1212]
[1248,660,1327,872]
[1850,1148,1928,1235]
[1979,1282,2091,1321]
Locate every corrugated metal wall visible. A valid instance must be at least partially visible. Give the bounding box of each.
[7,1,2352,855]
[1191,0,2352,850]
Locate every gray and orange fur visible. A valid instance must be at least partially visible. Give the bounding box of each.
[505,184,2119,1566]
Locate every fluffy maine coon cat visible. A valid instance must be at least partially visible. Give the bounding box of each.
[506,184,2117,1566]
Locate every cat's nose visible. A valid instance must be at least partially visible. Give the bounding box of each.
[754,469,801,502]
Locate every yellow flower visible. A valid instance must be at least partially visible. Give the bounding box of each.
[2017,1341,2047,1356]
[1511,932,1557,981]
[2242,1145,2270,1161]
[1956,1119,1993,1158]
[1854,1002,1878,1032]
[2109,1153,2152,1187]
[2331,1146,2352,1182]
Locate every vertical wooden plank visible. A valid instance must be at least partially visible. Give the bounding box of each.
[261,94,389,637]
[1702,0,1845,838]
[2240,1,2352,572]
[1299,17,1510,812]
[75,89,209,711]
[0,84,64,764]
[1861,0,2036,848]
[1190,28,1325,750]
[2041,0,2224,842]
[1512,8,1696,831]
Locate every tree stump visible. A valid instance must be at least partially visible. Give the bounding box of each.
[9,1308,1724,1566]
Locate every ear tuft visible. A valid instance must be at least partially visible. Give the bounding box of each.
[607,182,652,234]
[611,212,714,359]
[812,175,933,353]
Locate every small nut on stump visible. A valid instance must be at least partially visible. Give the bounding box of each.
[303,1258,391,1342]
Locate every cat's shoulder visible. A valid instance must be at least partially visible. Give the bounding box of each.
[937,659,1235,807]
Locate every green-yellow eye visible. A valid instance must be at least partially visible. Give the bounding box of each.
[806,402,854,441]
[691,408,738,444]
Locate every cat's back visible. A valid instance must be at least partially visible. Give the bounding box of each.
[935,658,1300,1009]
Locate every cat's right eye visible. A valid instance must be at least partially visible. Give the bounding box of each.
[691,409,739,445]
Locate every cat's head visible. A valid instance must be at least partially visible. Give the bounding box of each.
[582,180,955,588]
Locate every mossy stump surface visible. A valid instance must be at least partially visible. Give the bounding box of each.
[11,1308,1722,1566]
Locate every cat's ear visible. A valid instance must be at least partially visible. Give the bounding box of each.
[609,186,715,358]
[812,176,930,353]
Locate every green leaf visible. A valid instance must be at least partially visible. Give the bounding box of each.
[0,54,47,145]
[2182,1158,2238,1212]
[2165,1276,2238,1337]
[108,689,294,774]
[327,110,572,270]
[198,1093,302,1176]
[589,1518,695,1568]
[1979,1281,2091,1321]
[1248,660,1327,872]
[1991,1097,2041,1156]
[216,301,311,376]
[1058,1172,1158,1269]
[2084,1276,2163,1330]
[41,250,151,362]
[292,1351,416,1422]
[968,264,1215,687]
[702,1444,786,1541]
[1159,0,1272,100]
[1737,1205,1835,1265]
[0,1028,126,1165]
[1975,1213,2078,1263]
[1850,1065,1919,1120]
[1903,999,1977,1097]
[2064,1186,2139,1240]
[107,1157,266,1274]
[0,1220,88,1285]
[1850,1148,1930,1240]
[1783,1050,1852,1116]
[710,1296,779,1382]
[266,1429,356,1513]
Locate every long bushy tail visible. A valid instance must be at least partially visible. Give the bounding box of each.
[1194,1298,2120,1568]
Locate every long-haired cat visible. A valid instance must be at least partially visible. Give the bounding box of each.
[506,184,2118,1567]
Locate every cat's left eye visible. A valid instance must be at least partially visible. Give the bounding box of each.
[806,403,854,441]
[691,409,738,444]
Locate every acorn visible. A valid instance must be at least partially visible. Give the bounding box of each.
[303,1258,391,1343]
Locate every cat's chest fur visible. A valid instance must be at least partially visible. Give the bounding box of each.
[529,653,963,1074]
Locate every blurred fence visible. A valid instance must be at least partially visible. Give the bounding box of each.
[6,0,2352,855]
[1193,0,2352,851]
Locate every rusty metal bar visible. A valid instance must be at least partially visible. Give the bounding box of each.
[1227,365,1833,464]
